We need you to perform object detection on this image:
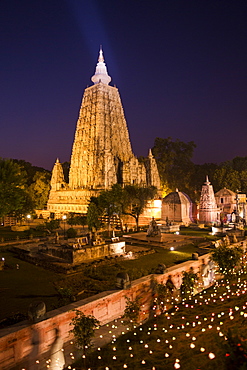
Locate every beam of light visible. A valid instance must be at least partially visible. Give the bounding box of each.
[66,0,118,80]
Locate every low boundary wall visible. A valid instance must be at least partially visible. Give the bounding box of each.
[0,254,211,369]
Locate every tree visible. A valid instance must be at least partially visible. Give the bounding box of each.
[87,201,102,232]
[44,219,60,233]
[67,213,87,229]
[213,166,241,192]
[211,156,247,193]
[96,184,124,234]
[152,137,196,198]
[0,158,33,218]
[153,283,169,314]
[226,156,247,172]
[122,185,157,231]
[28,171,51,209]
[123,296,141,329]
[180,269,198,300]
[12,159,50,186]
[211,245,243,277]
[70,310,100,358]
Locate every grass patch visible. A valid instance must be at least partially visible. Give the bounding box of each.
[0,248,62,322]
[119,244,200,271]
[179,225,217,240]
[0,225,45,241]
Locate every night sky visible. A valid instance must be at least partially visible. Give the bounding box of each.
[1,0,247,170]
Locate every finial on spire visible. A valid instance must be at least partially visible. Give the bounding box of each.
[205,175,210,185]
[91,47,111,85]
[98,46,104,62]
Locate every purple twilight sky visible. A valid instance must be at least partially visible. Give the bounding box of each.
[1,0,247,170]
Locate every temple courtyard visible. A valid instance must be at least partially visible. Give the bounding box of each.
[0,229,211,325]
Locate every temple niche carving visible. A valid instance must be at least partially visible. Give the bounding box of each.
[47,49,161,216]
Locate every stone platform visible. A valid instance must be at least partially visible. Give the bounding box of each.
[123,232,200,249]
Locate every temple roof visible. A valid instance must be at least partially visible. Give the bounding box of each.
[215,188,236,197]
[163,190,192,205]
[91,47,111,85]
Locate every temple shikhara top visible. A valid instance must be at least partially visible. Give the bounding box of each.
[47,49,161,216]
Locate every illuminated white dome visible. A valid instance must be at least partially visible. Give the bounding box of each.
[91,48,111,85]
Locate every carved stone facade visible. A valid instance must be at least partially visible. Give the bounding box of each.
[198,176,220,224]
[214,188,236,215]
[47,49,161,215]
[215,188,247,222]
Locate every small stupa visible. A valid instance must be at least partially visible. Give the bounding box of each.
[161,189,193,225]
[198,176,220,224]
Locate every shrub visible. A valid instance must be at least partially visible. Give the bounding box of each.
[56,286,75,304]
[212,245,243,277]
[70,310,100,357]
[180,269,198,300]
[123,296,141,329]
[153,283,169,314]
[67,227,77,238]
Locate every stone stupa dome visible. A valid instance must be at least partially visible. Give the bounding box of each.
[162,189,192,205]
[215,188,236,197]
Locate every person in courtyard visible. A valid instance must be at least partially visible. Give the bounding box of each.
[49,328,65,370]
[201,259,210,287]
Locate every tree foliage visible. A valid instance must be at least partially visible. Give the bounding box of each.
[86,184,157,232]
[154,283,169,314]
[13,159,51,185]
[0,158,33,218]
[67,213,87,228]
[66,227,77,238]
[44,219,60,233]
[152,137,196,198]
[213,167,241,193]
[28,171,51,209]
[180,270,198,299]
[152,137,247,199]
[87,201,102,231]
[123,296,141,328]
[96,184,124,232]
[212,156,247,194]
[122,185,157,230]
[70,310,100,353]
[1,158,51,215]
[211,245,243,277]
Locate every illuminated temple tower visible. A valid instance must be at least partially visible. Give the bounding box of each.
[47,49,160,215]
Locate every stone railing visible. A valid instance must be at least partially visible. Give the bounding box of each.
[0,254,211,370]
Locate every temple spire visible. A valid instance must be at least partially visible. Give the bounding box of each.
[91,47,111,85]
